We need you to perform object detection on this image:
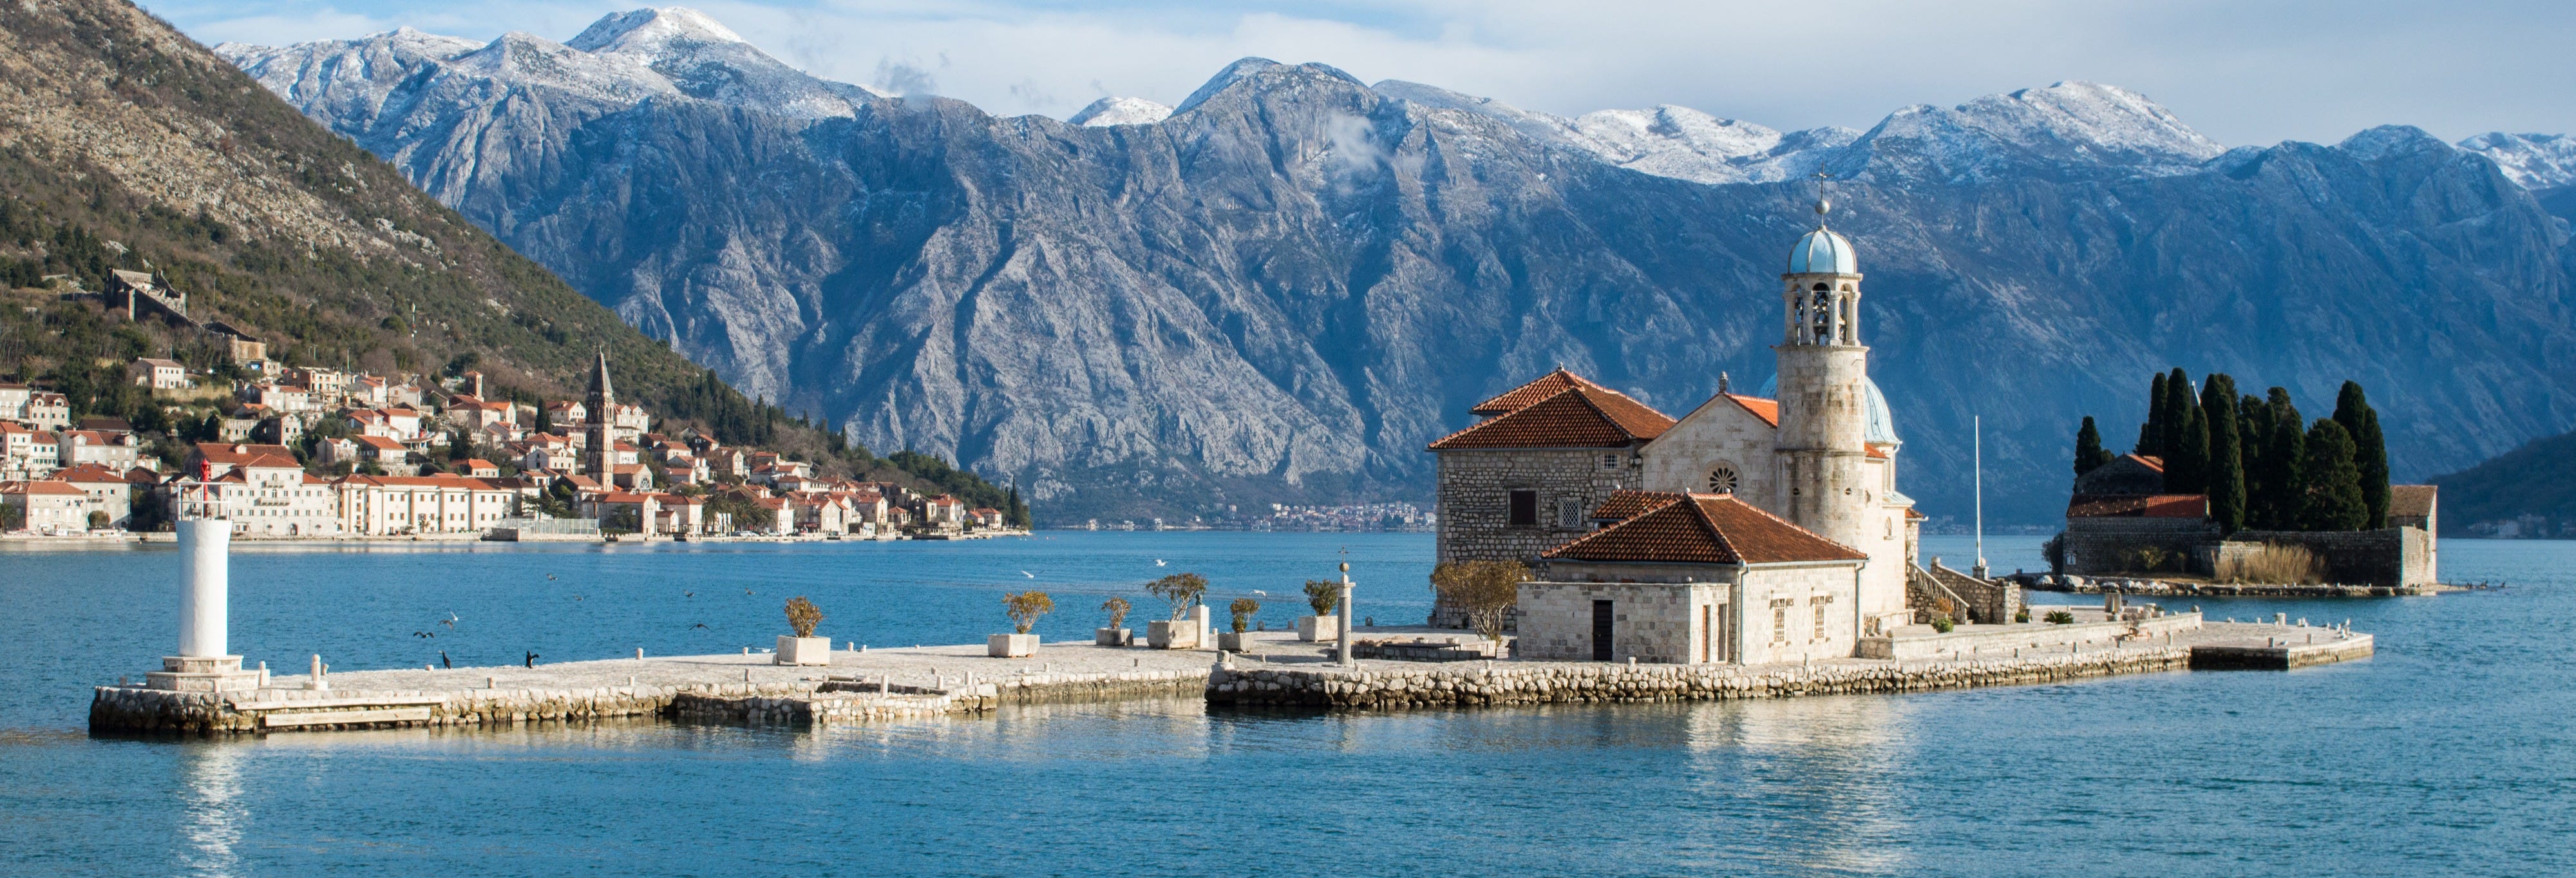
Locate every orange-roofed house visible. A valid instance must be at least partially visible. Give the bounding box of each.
[3,480,91,532]
[1519,491,1869,665]
[336,473,518,535]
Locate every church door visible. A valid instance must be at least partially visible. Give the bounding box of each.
[1591,600,1615,662]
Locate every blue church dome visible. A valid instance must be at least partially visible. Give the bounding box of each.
[1788,226,1857,274]
[1753,374,1901,448]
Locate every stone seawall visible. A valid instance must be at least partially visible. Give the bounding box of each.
[91,666,1214,735]
[1206,649,2192,709]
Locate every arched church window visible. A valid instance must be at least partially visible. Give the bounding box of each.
[1706,462,1739,493]
[1811,282,1830,292]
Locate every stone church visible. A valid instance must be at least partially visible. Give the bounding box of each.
[1429,201,1926,661]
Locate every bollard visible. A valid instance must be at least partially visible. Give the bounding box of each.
[636,647,644,660]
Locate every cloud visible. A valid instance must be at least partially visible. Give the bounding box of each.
[151,0,2576,146]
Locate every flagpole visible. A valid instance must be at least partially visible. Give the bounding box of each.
[1973,414,1987,580]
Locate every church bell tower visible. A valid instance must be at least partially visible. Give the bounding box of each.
[1774,198,1872,549]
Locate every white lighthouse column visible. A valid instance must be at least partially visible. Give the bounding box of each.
[144,511,263,692]
[178,518,229,658]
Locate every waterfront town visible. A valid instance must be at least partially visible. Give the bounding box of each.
[0,347,1013,540]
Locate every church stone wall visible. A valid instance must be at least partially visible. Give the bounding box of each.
[1434,448,1641,564]
[1738,564,1862,666]
[1515,580,1721,663]
[1639,401,1777,507]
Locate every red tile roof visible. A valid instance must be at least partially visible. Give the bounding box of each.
[1721,394,1780,427]
[2389,484,2436,518]
[1543,492,1866,565]
[54,463,130,484]
[2125,454,2164,473]
[1469,367,1607,415]
[1587,490,1673,523]
[1429,385,1676,450]
[5,480,88,496]
[2066,493,2206,519]
[195,443,300,470]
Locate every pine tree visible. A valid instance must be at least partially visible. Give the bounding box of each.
[2297,419,2368,531]
[2137,372,2168,457]
[2333,381,2392,530]
[2074,416,2110,477]
[2201,374,2245,532]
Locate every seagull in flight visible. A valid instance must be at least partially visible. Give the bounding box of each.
[440,613,459,629]
[684,591,695,598]
[547,573,557,580]
[1154,559,1167,567]
[1020,570,1035,578]
[412,631,434,639]
[690,622,710,630]
[1252,589,1266,596]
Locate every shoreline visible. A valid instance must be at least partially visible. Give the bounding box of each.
[88,620,2370,736]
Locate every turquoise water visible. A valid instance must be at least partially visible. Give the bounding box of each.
[3,533,2572,876]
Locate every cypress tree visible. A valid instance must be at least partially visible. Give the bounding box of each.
[2138,372,2168,456]
[2297,419,2368,531]
[2074,416,2110,477]
[2253,388,2304,529]
[2160,367,2194,464]
[2202,374,2245,532]
[2333,381,2392,529]
[2169,406,2208,493]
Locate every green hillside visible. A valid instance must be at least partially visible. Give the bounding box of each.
[0,0,1018,515]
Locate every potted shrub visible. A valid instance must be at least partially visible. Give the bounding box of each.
[1096,596,1133,645]
[1144,572,1206,649]
[775,596,830,665]
[991,591,1052,657]
[2044,609,2077,625]
[1297,578,1340,642]
[1218,597,1260,652]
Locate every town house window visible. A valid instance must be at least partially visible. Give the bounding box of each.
[1556,497,1583,528]
[1506,490,1538,527]
[1814,601,1828,641]
[1599,454,1621,471]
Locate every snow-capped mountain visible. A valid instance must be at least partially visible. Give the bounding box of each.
[225,8,2576,525]
[2458,132,2576,189]
[1068,96,1172,127]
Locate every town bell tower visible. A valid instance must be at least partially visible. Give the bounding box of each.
[1773,198,1873,549]
[585,350,614,477]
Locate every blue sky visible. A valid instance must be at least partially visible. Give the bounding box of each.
[146,0,2576,146]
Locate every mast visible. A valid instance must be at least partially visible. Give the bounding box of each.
[1973,414,1987,579]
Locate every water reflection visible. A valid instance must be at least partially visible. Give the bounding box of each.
[176,741,243,878]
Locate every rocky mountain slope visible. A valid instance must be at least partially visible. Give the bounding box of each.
[222,8,2576,525]
[0,0,960,489]
[2429,426,2576,538]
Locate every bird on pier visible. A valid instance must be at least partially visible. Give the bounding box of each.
[525,651,540,668]
[439,651,451,669]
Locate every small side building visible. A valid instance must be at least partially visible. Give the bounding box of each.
[1519,491,1868,665]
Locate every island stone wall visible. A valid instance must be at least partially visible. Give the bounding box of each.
[1206,647,2190,709]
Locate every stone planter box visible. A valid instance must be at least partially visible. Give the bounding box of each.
[1095,627,1132,646]
[988,633,1038,658]
[1297,615,1340,642]
[775,635,831,665]
[1218,631,1256,652]
[1148,620,1198,649]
